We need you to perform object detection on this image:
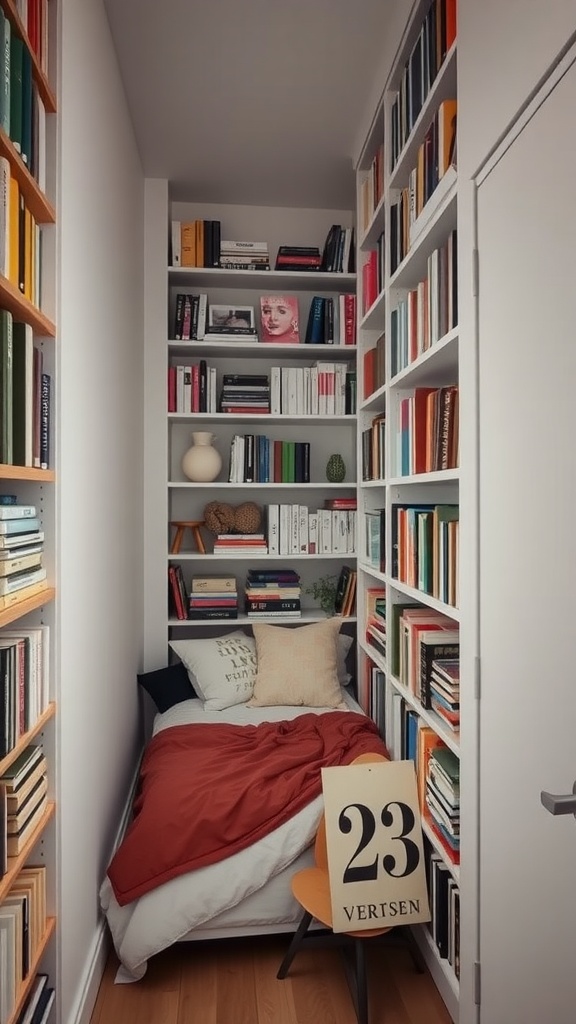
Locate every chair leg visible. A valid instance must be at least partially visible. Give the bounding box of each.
[277,910,313,979]
[353,940,369,1024]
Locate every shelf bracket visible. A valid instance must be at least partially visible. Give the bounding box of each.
[474,960,481,1005]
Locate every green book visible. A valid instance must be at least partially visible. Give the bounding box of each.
[0,10,10,136]
[12,321,34,466]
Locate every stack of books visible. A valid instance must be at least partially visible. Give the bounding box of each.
[0,625,49,756]
[1,744,48,862]
[274,246,322,272]
[426,745,460,863]
[244,568,301,618]
[219,240,270,271]
[188,575,238,620]
[213,534,268,557]
[430,657,460,730]
[219,373,270,414]
[168,564,188,620]
[0,499,46,608]
[365,586,386,658]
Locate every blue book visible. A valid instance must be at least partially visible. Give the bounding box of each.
[0,516,40,535]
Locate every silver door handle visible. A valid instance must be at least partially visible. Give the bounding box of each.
[541,782,576,816]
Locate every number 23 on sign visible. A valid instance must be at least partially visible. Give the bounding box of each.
[321,760,431,933]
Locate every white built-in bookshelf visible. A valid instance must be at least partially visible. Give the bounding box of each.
[0,0,58,1020]
[355,0,460,1018]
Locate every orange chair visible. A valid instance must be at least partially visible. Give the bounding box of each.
[277,753,424,1024]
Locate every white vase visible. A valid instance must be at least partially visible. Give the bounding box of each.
[181,432,222,482]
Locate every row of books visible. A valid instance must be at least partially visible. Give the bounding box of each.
[425,838,460,974]
[304,294,356,346]
[0,502,46,602]
[362,333,385,400]
[361,232,384,315]
[396,384,459,475]
[359,142,384,237]
[0,312,51,468]
[392,502,459,607]
[7,972,54,1024]
[0,613,49,757]
[0,845,51,1020]
[361,412,386,482]
[389,0,457,170]
[397,604,459,708]
[390,231,458,376]
[7,0,49,74]
[0,169,42,305]
[270,363,355,416]
[265,502,357,557]
[170,220,221,270]
[426,743,459,861]
[390,99,457,275]
[0,744,48,870]
[0,10,48,190]
[364,587,386,663]
[228,436,311,484]
[364,508,386,575]
[168,362,217,414]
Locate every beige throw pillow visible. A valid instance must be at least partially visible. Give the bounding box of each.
[248,618,346,708]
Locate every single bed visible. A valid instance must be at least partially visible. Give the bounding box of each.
[100,690,380,982]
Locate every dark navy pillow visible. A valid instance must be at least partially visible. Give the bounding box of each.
[137,662,197,713]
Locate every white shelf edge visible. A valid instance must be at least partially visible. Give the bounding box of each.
[167,414,357,423]
[390,327,459,387]
[409,165,458,250]
[387,469,459,485]
[167,553,357,561]
[358,192,385,250]
[360,381,386,411]
[168,481,358,489]
[169,613,358,627]
[360,478,387,488]
[168,340,358,356]
[388,173,457,290]
[359,289,386,330]
[167,266,357,287]
[358,561,386,583]
[421,818,460,882]
[387,578,460,621]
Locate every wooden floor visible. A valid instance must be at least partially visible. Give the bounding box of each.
[90,934,452,1024]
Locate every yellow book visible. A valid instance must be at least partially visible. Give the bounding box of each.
[180,221,196,267]
[195,219,204,268]
[8,177,19,287]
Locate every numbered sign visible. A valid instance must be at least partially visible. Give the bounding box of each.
[321,759,431,933]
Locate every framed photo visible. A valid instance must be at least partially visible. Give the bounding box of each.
[208,304,255,330]
[259,295,300,343]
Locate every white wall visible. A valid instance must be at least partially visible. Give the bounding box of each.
[58,0,144,1021]
[458,0,576,177]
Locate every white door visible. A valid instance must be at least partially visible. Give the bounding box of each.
[476,49,576,1024]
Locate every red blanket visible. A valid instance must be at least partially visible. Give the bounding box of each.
[107,711,387,906]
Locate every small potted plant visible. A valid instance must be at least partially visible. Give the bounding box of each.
[304,574,338,616]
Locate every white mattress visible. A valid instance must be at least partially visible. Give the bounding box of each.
[101,690,363,981]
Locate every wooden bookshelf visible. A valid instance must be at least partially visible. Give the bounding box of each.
[0,0,57,112]
[0,802,55,903]
[6,917,56,1024]
[0,126,56,224]
[0,586,55,628]
[0,275,56,336]
[0,465,55,482]
[0,702,56,776]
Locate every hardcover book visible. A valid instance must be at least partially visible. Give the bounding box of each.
[260,296,299,344]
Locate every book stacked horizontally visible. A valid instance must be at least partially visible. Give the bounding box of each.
[188,575,238,620]
[213,534,268,557]
[219,240,270,271]
[0,744,48,863]
[244,568,301,618]
[430,657,460,730]
[426,746,460,864]
[219,373,270,414]
[274,246,322,272]
[0,498,46,609]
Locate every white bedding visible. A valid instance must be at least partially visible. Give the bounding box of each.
[100,691,362,982]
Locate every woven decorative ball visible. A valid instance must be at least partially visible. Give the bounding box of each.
[233,501,262,534]
[203,501,236,535]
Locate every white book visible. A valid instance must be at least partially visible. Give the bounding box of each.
[296,367,305,415]
[270,366,281,414]
[183,366,192,413]
[279,504,290,556]
[281,367,289,414]
[267,504,279,555]
[299,505,308,553]
[291,503,300,554]
[171,220,181,267]
[308,512,318,555]
[0,504,36,520]
[220,240,269,252]
[287,368,298,415]
[208,366,217,412]
[197,294,208,339]
[0,566,47,596]
[0,531,44,550]
[320,509,332,553]
[310,365,319,415]
[303,366,311,414]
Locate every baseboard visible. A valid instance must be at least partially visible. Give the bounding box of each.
[67,760,141,1024]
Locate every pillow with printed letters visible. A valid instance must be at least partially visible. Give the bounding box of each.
[169,631,257,712]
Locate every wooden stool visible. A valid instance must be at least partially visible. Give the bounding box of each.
[169,520,206,555]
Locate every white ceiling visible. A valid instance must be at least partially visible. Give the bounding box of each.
[103,0,391,210]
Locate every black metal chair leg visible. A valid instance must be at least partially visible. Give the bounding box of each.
[354,939,369,1024]
[277,910,313,979]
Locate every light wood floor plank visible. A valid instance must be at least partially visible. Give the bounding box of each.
[178,942,218,1024]
[253,937,299,1024]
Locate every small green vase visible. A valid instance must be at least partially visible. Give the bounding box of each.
[326,453,346,483]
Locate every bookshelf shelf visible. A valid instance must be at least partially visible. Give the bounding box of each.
[388,40,457,190]
[0,275,56,337]
[359,289,385,331]
[389,174,457,290]
[168,413,356,425]
[169,612,358,628]
[360,381,387,412]
[360,478,387,488]
[0,465,55,482]
[168,340,357,359]
[2,0,57,112]
[168,553,355,562]
[0,703,56,776]
[168,265,357,291]
[390,327,458,388]
[388,578,460,620]
[168,481,357,490]
[387,469,459,485]
[0,586,55,628]
[6,917,57,1024]
[359,191,385,250]
[0,802,55,904]
[0,126,56,224]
